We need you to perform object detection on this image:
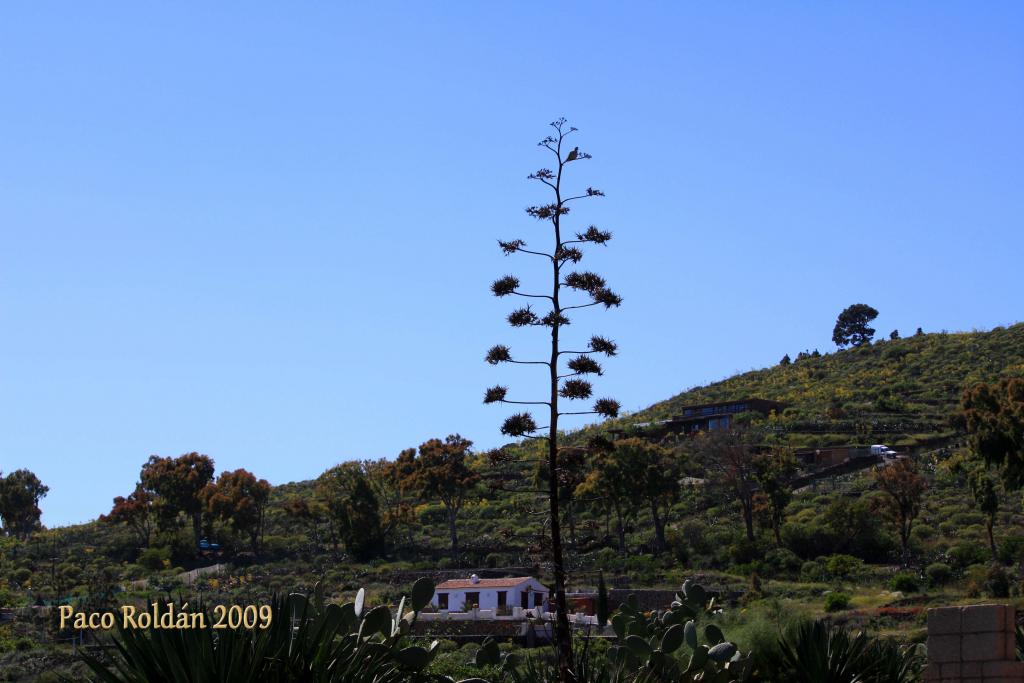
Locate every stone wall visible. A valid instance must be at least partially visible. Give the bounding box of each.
[925,604,1023,682]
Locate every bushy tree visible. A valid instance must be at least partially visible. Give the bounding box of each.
[533,445,589,548]
[316,462,384,560]
[103,484,156,547]
[395,435,479,560]
[483,117,621,680]
[613,438,682,554]
[204,468,271,555]
[576,444,641,555]
[874,459,925,560]
[363,457,415,543]
[961,377,1024,489]
[752,448,797,546]
[281,497,328,552]
[946,449,1002,561]
[140,452,215,547]
[700,430,760,542]
[969,470,1000,560]
[832,303,879,348]
[0,469,48,539]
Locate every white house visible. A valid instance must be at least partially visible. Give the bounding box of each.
[432,575,548,612]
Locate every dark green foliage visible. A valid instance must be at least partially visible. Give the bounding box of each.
[823,593,851,612]
[832,304,879,348]
[317,463,385,560]
[997,537,1024,564]
[984,563,1011,598]
[136,546,171,572]
[777,621,923,683]
[962,377,1024,490]
[925,562,952,586]
[888,573,919,593]
[947,542,989,569]
[0,470,48,539]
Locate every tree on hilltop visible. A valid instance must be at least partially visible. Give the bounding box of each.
[833,303,879,348]
[139,452,215,548]
[0,469,48,539]
[482,118,621,681]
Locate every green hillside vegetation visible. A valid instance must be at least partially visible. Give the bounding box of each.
[601,323,1024,448]
[1,325,1023,680]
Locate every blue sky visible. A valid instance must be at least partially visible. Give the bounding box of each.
[1,3,1021,526]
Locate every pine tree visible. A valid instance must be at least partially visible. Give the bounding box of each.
[832,303,879,348]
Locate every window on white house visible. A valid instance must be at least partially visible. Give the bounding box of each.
[497,591,507,607]
[437,593,448,609]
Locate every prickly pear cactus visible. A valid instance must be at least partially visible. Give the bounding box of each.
[603,579,753,682]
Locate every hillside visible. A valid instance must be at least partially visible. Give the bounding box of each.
[3,325,1024,680]
[593,323,1024,448]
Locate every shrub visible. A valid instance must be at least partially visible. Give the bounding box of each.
[948,542,988,569]
[665,532,689,566]
[137,546,171,572]
[998,537,1024,565]
[925,562,953,587]
[729,538,763,566]
[675,519,710,554]
[800,560,825,583]
[765,548,803,577]
[824,554,864,581]
[593,547,620,572]
[824,592,851,612]
[782,522,837,560]
[11,568,31,587]
[985,564,1011,598]
[889,573,920,593]
[625,555,659,583]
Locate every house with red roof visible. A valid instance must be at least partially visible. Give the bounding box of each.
[432,575,548,613]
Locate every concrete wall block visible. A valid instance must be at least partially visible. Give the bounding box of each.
[961,661,982,677]
[963,604,1006,633]
[982,659,1024,677]
[929,606,964,635]
[940,662,961,678]
[928,634,962,663]
[962,632,1005,661]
